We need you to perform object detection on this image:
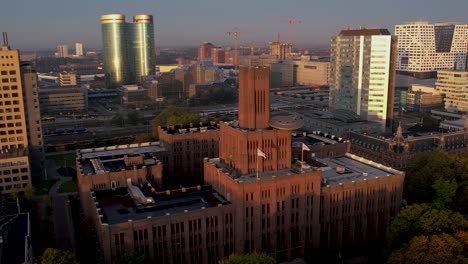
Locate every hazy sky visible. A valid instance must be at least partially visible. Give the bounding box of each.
[1,0,467,51]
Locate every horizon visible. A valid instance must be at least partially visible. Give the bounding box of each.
[1,0,467,50]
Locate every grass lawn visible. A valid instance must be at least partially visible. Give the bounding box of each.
[46,153,76,168]
[58,180,78,194]
[34,179,59,195]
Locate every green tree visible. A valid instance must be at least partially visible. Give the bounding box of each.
[388,231,468,264]
[127,110,141,125]
[386,204,468,252]
[153,105,199,126]
[432,178,458,210]
[113,251,145,264]
[404,150,468,214]
[219,252,276,264]
[40,248,79,264]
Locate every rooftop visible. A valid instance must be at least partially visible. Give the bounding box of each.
[159,122,219,135]
[94,185,229,225]
[77,142,165,176]
[315,153,402,186]
[207,158,317,184]
[338,28,391,36]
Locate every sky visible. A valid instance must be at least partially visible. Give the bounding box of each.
[1,0,467,51]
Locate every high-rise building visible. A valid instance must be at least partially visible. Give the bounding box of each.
[395,21,468,78]
[101,14,155,88]
[269,42,292,60]
[435,70,468,113]
[56,44,69,58]
[75,42,83,56]
[58,71,77,86]
[21,63,44,179]
[197,42,215,61]
[0,35,32,193]
[330,28,397,131]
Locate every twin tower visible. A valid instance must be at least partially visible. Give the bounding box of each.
[101,14,155,88]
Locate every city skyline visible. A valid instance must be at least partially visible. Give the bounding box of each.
[1,0,467,50]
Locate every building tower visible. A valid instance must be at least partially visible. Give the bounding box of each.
[330,28,397,131]
[56,44,69,58]
[0,33,33,193]
[132,15,155,84]
[75,42,83,56]
[205,66,320,260]
[21,63,44,179]
[101,14,155,88]
[395,21,468,78]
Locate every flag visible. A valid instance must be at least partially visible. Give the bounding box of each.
[257,148,266,159]
[302,142,310,152]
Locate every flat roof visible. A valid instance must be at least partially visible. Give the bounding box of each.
[207,158,316,184]
[316,153,402,186]
[95,185,229,225]
[78,142,164,160]
[160,123,219,135]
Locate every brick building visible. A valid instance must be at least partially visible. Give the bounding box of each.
[79,66,405,264]
[158,123,220,187]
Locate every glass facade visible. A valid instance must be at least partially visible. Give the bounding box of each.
[101,14,155,88]
[133,15,155,84]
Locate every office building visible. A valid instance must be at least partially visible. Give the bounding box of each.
[58,71,77,87]
[0,37,32,194]
[118,85,149,107]
[330,28,397,131]
[101,14,155,88]
[79,66,404,263]
[39,87,88,114]
[294,58,330,86]
[198,42,216,61]
[395,21,468,78]
[75,42,83,56]
[56,44,69,58]
[21,63,44,179]
[406,84,444,112]
[435,70,468,113]
[270,61,294,87]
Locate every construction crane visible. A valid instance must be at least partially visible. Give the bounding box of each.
[226,28,253,70]
[271,16,302,46]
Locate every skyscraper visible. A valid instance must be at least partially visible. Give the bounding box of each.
[101,14,155,88]
[75,42,83,56]
[395,21,468,78]
[56,44,69,58]
[0,34,33,193]
[329,28,396,131]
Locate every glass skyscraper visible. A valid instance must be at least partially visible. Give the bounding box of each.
[101,14,155,88]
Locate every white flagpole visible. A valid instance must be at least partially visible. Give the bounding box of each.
[301,148,304,173]
[256,154,259,180]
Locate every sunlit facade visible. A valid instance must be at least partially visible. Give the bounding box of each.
[330,29,396,131]
[395,21,468,78]
[101,14,155,88]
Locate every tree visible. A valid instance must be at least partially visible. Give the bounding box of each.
[40,248,79,264]
[219,252,276,264]
[432,178,458,210]
[404,150,468,213]
[153,105,199,127]
[386,204,468,252]
[388,231,468,264]
[113,251,145,264]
